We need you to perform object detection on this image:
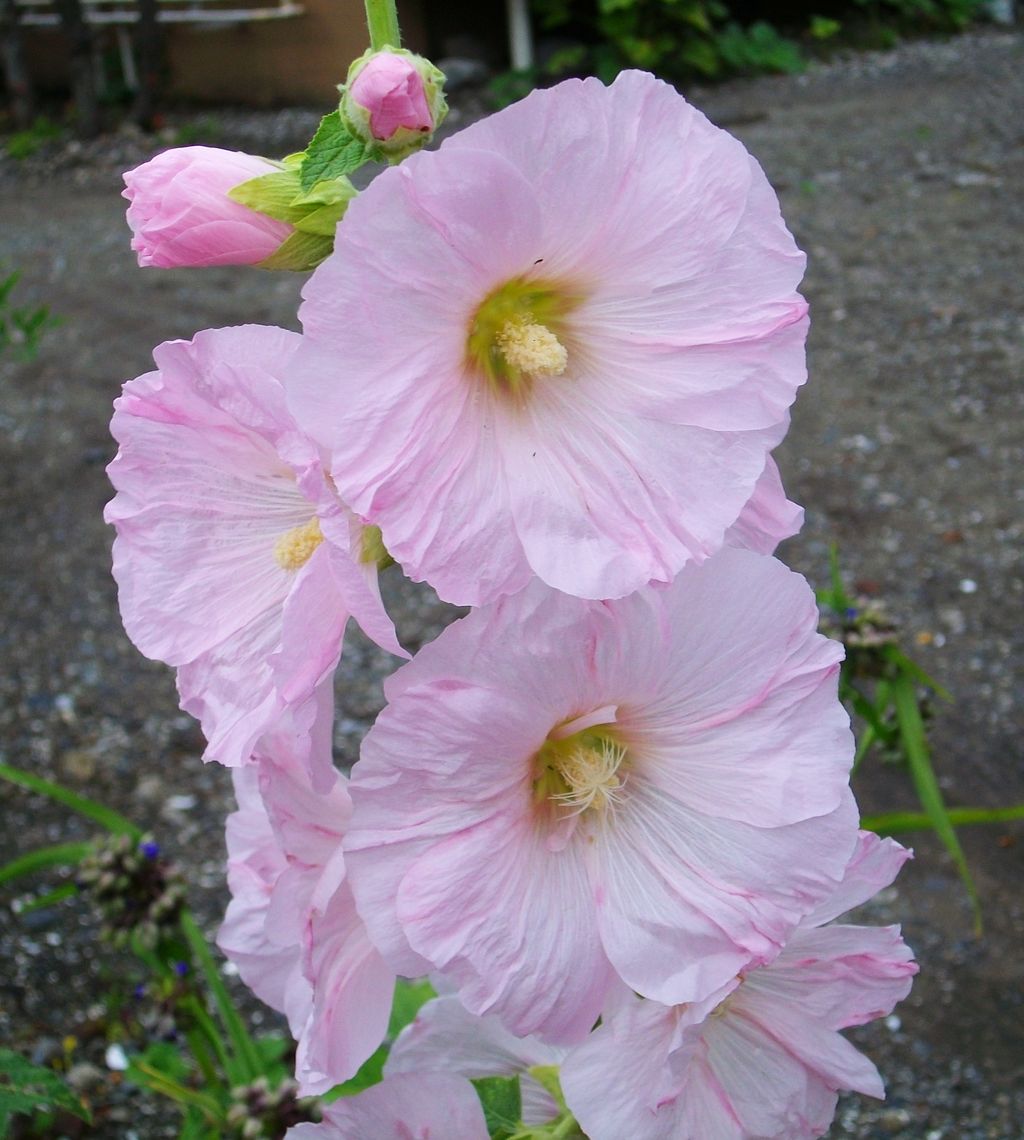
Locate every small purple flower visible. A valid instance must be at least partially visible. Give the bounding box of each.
[140,840,160,859]
[174,961,189,978]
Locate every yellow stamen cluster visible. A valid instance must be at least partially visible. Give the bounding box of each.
[466,275,580,399]
[495,317,568,379]
[274,517,323,571]
[553,737,627,816]
[534,727,628,820]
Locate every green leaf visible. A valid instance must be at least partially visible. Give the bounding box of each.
[132,1041,193,1084]
[0,1048,92,1125]
[299,112,373,192]
[0,841,91,887]
[471,1075,522,1139]
[0,762,140,838]
[890,672,981,932]
[863,803,1024,835]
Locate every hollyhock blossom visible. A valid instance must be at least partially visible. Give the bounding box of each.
[724,454,803,555]
[123,146,292,268]
[284,1073,489,1140]
[289,69,809,605]
[344,548,858,1043]
[105,324,404,777]
[561,831,918,1140]
[218,703,395,1094]
[386,993,567,1125]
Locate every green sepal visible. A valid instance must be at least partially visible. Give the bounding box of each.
[299,111,376,191]
[230,163,355,269]
[256,229,333,272]
[471,1075,522,1139]
[227,168,304,222]
[526,1065,566,1111]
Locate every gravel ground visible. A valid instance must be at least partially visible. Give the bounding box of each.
[1,27,1022,1139]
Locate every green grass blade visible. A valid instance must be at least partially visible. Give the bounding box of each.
[884,645,952,702]
[178,997,230,1089]
[0,763,141,838]
[0,842,92,887]
[864,803,1024,835]
[13,883,78,915]
[891,673,981,933]
[126,1062,223,1120]
[180,911,263,1083]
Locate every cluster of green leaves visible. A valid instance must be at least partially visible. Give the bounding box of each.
[4,117,63,161]
[511,0,988,95]
[818,549,1024,934]
[0,269,60,363]
[850,0,986,32]
[523,0,806,88]
[0,1049,92,1138]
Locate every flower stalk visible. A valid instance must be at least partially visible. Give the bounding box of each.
[364,0,401,50]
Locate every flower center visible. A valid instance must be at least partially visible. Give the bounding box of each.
[495,317,568,379]
[274,517,323,570]
[534,727,627,818]
[467,276,578,399]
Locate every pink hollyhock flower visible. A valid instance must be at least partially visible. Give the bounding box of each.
[123,146,292,268]
[105,324,404,777]
[344,548,858,1043]
[386,993,567,1125]
[289,69,809,605]
[218,702,395,1094]
[560,831,918,1140]
[347,51,436,141]
[724,454,803,555]
[284,1073,489,1140]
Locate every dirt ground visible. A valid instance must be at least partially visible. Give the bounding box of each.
[1,27,1022,1139]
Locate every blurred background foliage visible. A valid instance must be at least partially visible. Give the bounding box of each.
[488,0,991,103]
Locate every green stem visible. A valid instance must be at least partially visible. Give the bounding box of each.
[363,0,400,50]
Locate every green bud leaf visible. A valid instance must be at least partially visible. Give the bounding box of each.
[300,111,375,191]
[526,1065,567,1109]
[256,229,333,272]
[227,169,307,224]
[471,1075,522,1139]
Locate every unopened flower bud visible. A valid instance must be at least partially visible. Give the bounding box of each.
[341,48,447,158]
[123,147,293,268]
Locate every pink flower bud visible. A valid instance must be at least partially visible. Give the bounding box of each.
[122,146,292,268]
[347,51,436,142]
